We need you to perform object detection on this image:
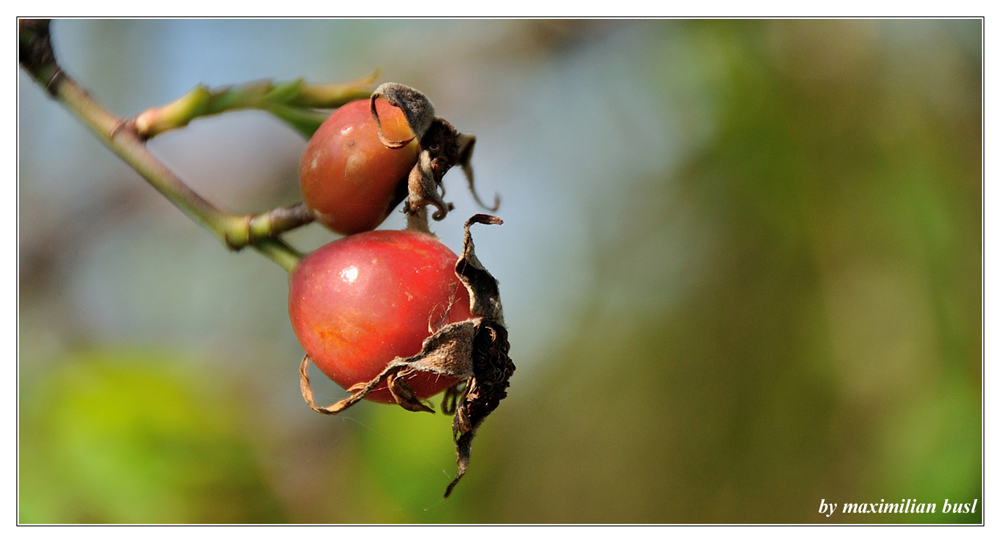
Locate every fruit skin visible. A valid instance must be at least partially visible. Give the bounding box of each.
[288,230,473,404]
[299,99,420,235]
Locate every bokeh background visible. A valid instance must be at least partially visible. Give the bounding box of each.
[18,19,982,524]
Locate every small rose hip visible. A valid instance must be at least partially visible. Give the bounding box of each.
[299,98,419,235]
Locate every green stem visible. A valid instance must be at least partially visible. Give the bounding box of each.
[134,73,377,139]
[20,19,304,272]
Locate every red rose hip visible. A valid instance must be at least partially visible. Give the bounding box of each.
[288,230,473,403]
[299,98,420,235]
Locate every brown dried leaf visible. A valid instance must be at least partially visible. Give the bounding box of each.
[442,215,515,497]
[445,321,512,497]
[455,134,500,212]
[299,321,479,413]
[300,354,389,415]
[405,150,452,222]
[387,371,435,413]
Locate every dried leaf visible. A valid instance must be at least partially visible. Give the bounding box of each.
[455,134,500,212]
[445,321,512,497]
[405,150,452,222]
[299,320,478,415]
[442,215,515,497]
[387,371,435,413]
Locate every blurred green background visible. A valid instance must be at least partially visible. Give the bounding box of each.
[18,19,981,524]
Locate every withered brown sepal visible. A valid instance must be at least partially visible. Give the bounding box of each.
[370,83,499,230]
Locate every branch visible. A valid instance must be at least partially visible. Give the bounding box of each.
[133,73,377,139]
[19,19,308,272]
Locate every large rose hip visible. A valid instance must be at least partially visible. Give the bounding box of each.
[288,230,472,404]
[299,98,419,235]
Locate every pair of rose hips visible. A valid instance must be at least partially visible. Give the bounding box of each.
[289,87,479,404]
[289,85,511,497]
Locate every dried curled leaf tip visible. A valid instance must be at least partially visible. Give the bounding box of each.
[371,82,435,147]
[456,134,501,212]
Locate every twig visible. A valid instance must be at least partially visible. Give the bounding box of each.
[133,73,376,140]
[19,19,322,272]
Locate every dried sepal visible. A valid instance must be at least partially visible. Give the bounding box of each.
[455,214,506,324]
[455,134,500,212]
[442,215,514,497]
[403,118,465,223]
[441,380,467,416]
[369,83,498,228]
[405,120,498,223]
[404,150,453,223]
[300,355,367,414]
[445,321,512,497]
[386,371,435,413]
[371,82,435,148]
[299,320,478,414]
